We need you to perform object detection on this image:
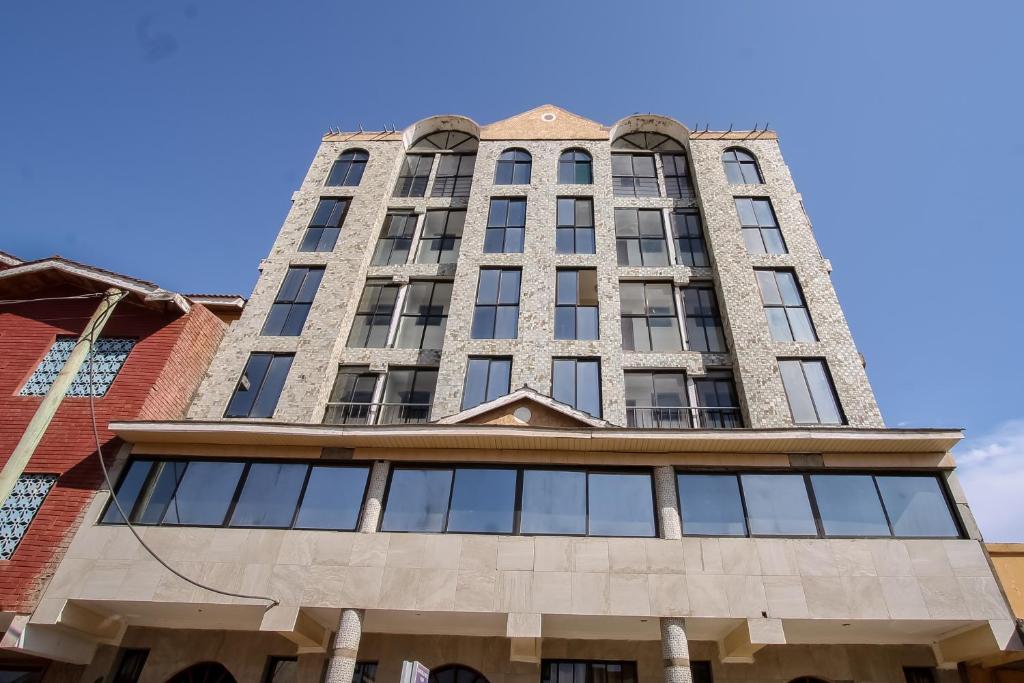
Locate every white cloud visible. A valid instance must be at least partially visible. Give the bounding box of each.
[955,419,1024,542]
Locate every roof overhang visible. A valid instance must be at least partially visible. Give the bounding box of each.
[109,420,963,456]
[0,258,191,314]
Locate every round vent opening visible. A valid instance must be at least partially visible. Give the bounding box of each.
[513,406,533,422]
[541,112,557,122]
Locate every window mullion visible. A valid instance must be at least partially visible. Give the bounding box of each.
[406,212,426,265]
[367,372,388,425]
[661,208,681,266]
[385,284,409,348]
[674,287,689,351]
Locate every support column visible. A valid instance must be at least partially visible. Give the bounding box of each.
[358,461,390,533]
[654,466,682,540]
[661,617,692,683]
[324,608,363,683]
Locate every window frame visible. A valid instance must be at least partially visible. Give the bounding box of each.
[494,148,532,185]
[735,197,787,255]
[394,280,453,350]
[778,357,846,425]
[680,282,727,353]
[224,352,293,419]
[558,148,594,185]
[378,464,659,538]
[371,212,419,266]
[722,147,764,185]
[551,357,603,418]
[300,198,350,252]
[461,356,513,410]
[555,268,599,341]
[325,149,369,187]
[541,660,640,683]
[261,657,297,683]
[675,468,964,540]
[556,197,596,255]
[669,208,710,267]
[661,153,693,199]
[754,269,817,342]
[484,197,527,253]
[614,208,670,266]
[260,266,325,336]
[619,281,682,352]
[346,280,401,348]
[100,457,372,531]
[415,209,465,264]
[393,154,435,198]
[431,153,476,198]
[611,153,660,197]
[471,268,522,339]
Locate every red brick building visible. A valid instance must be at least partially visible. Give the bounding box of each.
[0,253,241,646]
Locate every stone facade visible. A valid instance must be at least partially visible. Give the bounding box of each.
[187,105,882,429]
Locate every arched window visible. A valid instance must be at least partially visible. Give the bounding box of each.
[494,149,532,185]
[558,149,593,184]
[722,148,763,184]
[396,131,479,198]
[326,149,369,187]
[611,132,684,152]
[165,662,236,683]
[430,665,490,683]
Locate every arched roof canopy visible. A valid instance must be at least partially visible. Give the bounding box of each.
[609,114,690,152]
[403,115,480,152]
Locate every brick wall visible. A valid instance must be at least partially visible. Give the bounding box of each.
[0,285,225,612]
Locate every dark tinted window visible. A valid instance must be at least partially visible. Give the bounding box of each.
[326,150,368,187]
[262,657,297,683]
[693,372,742,428]
[102,459,155,524]
[372,213,418,266]
[615,208,669,266]
[612,154,659,197]
[354,663,378,683]
[431,154,475,198]
[225,353,293,418]
[394,154,433,197]
[588,472,655,536]
[262,266,324,336]
[558,149,593,184]
[472,269,521,339]
[300,198,348,252]
[779,359,844,425]
[230,463,307,527]
[662,153,693,199]
[722,148,763,184]
[485,198,526,253]
[681,284,726,352]
[395,281,452,350]
[735,197,786,255]
[755,270,816,342]
[347,282,399,348]
[294,466,369,530]
[670,209,709,267]
[556,197,595,254]
[624,371,689,429]
[163,461,245,526]
[542,661,637,683]
[112,649,149,683]
[495,149,532,185]
[555,269,599,340]
[416,210,464,264]
[620,282,682,352]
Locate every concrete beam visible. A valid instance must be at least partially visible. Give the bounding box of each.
[56,601,125,645]
[935,620,1022,668]
[717,618,786,664]
[260,605,330,653]
[0,614,98,665]
[507,613,541,664]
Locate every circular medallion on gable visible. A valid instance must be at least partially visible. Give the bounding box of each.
[513,406,533,422]
[541,112,557,122]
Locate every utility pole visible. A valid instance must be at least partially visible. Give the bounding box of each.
[0,288,127,508]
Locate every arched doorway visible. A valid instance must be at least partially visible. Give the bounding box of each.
[165,662,236,683]
[429,665,490,683]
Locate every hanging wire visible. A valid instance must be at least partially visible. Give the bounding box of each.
[0,292,107,306]
[83,290,278,608]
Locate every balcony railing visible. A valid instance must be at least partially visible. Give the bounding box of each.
[626,406,743,430]
[323,402,432,426]
[430,175,473,198]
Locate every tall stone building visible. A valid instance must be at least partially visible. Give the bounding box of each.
[17,106,1021,682]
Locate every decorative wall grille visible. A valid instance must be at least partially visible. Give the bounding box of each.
[20,337,136,397]
[0,474,57,560]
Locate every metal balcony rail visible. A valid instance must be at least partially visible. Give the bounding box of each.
[613,176,661,197]
[430,175,473,198]
[625,406,742,429]
[323,401,433,426]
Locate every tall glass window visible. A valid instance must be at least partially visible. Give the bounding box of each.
[261,266,324,336]
[372,213,418,266]
[326,149,368,187]
[615,208,669,266]
[472,269,521,339]
[556,198,595,254]
[394,155,434,197]
[558,149,593,184]
[163,461,245,526]
[755,270,816,342]
[620,282,682,352]
[447,468,517,533]
[379,367,436,424]
[722,148,763,184]
[670,209,709,267]
[587,472,655,536]
[294,466,369,530]
[431,154,476,198]
[810,474,890,536]
[520,469,586,534]
[225,353,293,418]
[494,149,532,185]
[381,468,453,532]
[555,269,599,340]
[394,281,452,350]
[347,281,399,348]
[612,154,659,197]
[693,372,742,428]
[416,210,464,264]
[462,357,512,410]
[624,371,689,429]
[778,358,844,425]
[300,198,348,252]
[552,358,602,418]
[485,198,527,253]
[735,197,786,255]
[230,463,307,527]
[876,476,959,537]
[661,153,693,199]
[681,284,726,352]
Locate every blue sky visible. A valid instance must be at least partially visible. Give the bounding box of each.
[2,1,1022,537]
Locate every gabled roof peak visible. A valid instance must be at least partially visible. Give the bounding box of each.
[437,385,609,428]
[481,105,609,141]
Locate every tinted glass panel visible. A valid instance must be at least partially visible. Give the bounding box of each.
[587,472,655,536]
[230,463,307,527]
[294,466,369,530]
[877,476,959,537]
[810,475,890,536]
[520,470,585,534]
[740,474,817,536]
[678,474,747,535]
[135,461,187,524]
[102,460,153,524]
[447,468,517,533]
[382,469,453,532]
[163,462,245,526]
